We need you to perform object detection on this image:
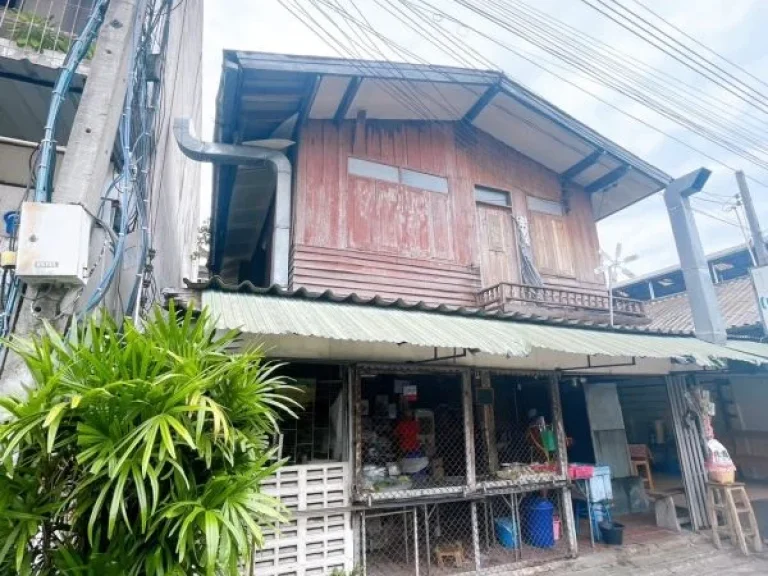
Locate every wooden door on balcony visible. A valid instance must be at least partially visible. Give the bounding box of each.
[476,204,520,287]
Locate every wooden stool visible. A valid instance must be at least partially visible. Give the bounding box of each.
[435,541,465,567]
[629,444,655,491]
[706,482,762,555]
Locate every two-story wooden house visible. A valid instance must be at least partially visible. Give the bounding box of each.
[174,52,766,576]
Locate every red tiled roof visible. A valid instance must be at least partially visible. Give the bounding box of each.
[646,276,759,333]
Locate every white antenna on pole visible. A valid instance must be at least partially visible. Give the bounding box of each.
[595,243,638,326]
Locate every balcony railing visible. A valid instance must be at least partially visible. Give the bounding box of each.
[477,282,647,321]
[0,0,96,61]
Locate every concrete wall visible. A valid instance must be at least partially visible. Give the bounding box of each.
[729,375,768,433]
[147,0,202,293]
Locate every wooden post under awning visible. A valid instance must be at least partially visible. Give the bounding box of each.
[478,370,499,475]
[462,369,476,489]
[550,373,578,557]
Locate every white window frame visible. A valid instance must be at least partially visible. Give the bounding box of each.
[474,185,511,207]
[347,157,449,194]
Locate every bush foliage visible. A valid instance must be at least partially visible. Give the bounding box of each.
[0,305,296,575]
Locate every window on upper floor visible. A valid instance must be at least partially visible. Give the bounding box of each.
[526,195,564,216]
[474,186,510,207]
[347,157,448,194]
[526,195,575,278]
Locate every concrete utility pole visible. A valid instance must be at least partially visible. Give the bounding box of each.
[0,0,141,397]
[664,168,728,345]
[735,171,768,267]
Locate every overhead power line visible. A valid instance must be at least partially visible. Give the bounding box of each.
[624,0,768,93]
[275,0,768,190]
[577,0,768,115]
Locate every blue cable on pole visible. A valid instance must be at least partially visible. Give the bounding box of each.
[1,0,112,340]
[34,0,110,203]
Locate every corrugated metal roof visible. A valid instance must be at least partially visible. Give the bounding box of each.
[184,277,692,335]
[645,277,758,333]
[727,340,768,360]
[200,290,765,368]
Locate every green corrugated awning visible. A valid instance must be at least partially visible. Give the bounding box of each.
[201,292,767,368]
[727,340,768,360]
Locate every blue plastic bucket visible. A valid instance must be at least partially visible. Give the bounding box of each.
[494,517,519,549]
[522,498,555,548]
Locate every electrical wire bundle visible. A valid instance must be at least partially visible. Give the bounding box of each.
[0,0,110,340]
[85,0,178,317]
[0,0,180,342]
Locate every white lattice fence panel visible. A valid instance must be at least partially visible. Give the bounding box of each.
[252,463,352,575]
[262,463,348,512]
[253,512,353,576]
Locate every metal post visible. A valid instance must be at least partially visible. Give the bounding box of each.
[736,171,768,266]
[663,168,727,344]
[404,512,410,563]
[361,512,367,576]
[470,502,481,572]
[423,505,431,575]
[413,509,420,576]
[608,277,615,327]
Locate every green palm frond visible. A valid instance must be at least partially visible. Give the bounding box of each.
[0,303,296,575]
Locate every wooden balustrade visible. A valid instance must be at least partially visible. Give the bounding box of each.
[476,282,646,318]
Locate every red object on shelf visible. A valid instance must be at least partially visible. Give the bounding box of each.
[529,463,594,480]
[568,464,594,480]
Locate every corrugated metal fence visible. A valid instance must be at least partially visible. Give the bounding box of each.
[667,374,710,531]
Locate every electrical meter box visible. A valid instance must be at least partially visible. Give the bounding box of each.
[16,202,91,286]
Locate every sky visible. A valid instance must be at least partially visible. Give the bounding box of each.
[200,0,768,276]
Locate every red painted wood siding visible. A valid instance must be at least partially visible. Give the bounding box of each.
[292,120,603,305]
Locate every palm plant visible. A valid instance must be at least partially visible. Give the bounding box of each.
[0,304,297,575]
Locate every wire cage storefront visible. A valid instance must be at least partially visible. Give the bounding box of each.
[360,487,571,575]
[474,373,568,490]
[356,367,471,501]
[352,366,575,575]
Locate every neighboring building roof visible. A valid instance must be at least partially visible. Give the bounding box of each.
[645,276,759,333]
[177,280,765,368]
[617,235,768,299]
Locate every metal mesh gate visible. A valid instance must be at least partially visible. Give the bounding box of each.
[360,488,570,575]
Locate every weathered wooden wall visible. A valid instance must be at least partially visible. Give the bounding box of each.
[292,119,603,305]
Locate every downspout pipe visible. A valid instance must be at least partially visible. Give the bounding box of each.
[173,118,292,288]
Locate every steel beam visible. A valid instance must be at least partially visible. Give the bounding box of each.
[334,76,361,125]
[584,164,630,194]
[462,83,501,123]
[560,149,604,183]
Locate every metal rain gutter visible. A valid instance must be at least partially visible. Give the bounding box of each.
[173,117,292,288]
